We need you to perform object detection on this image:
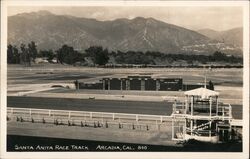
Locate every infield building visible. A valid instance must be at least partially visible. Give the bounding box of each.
[76,75,214,91]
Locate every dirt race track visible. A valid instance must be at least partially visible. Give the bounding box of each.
[7,64,243,119]
[8,64,243,86]
[7,96,242,119]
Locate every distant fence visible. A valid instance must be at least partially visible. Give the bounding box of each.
[7,107,172,123]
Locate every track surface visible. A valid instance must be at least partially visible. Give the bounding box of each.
[7,96,242,119]
[7,96,171,116]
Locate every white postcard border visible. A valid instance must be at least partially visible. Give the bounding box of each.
[1,1,249,159]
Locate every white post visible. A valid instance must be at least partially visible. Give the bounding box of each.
[184,119,186,139]
[29,109,32,117]
[172,118,174,139]
[229,104,232,118]
[160,116,163,123]
[185,95,188,114]
[216,96,218,116]
[209,121,212,137]
[190,120,193,136]
[222,108,224,121]
[136,115,138,121]
[112,113,115,120]
[191,96,193,116]
[204,65,207,88]
[90,112,92,119]
[68,111,71,119]
[209,97,212,118]
[11,108,14,114]
[49,110,51,116]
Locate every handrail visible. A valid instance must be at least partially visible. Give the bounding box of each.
[193,122,210,130]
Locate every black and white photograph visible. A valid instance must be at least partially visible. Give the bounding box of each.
[0,0,249,159]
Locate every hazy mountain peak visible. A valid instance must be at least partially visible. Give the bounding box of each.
[197,27,243,47]
[8,10,242,56]
[36,10,53,16]
[132,17,146,21]
[131,17,158,23]
[14,10,53,17]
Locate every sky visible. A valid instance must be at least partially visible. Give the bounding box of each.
[8,6,243,31]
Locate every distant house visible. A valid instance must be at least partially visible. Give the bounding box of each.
[34,58,48,64]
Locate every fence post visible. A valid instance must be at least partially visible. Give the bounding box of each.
[69,111,71,119]
[11,108,14,114]
[29,109,32,117]
[172,119,174,139]
[160,116,163,123]
[229,104,232,118]
[49,110,51,116]
[136,115,138,121]
[112,113,115,120]
[222,107,224,121]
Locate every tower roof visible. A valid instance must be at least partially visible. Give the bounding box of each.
[184,87,219,98]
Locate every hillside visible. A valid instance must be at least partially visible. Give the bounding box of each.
[197,27,243,47]
[8,10,242,56]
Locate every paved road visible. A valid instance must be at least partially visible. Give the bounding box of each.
[7,96,242,119]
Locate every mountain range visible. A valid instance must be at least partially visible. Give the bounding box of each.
[8,10,243,56]
[197,28,243,47]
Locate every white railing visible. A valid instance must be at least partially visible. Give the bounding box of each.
[217,103,232,120]
[194,122,210,130]
[172,102,186,115]
[7,107,172,122]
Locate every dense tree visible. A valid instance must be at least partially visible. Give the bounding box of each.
[38,49,55,62]
[85,46,109,66]
[28,41,38,61]
[8,42,37,65]
[12,45,20,63]
[56,45,84,64]
[7,44,13,63]
[7,44,20,64]
[7,42,243,67]
[20,43,31,66]
[112,50,242,66]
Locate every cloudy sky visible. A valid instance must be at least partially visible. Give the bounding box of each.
[8,6,243,31]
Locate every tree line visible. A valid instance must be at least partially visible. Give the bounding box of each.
[7,41,37,66]
[7,41,242,66]
[7,42,109,66]
[112,50,242,65]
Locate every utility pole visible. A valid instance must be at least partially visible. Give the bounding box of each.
[203,65,207,88]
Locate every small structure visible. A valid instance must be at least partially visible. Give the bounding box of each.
[76,75,214,91]
[171,87,233,143]
[101,76,183,91]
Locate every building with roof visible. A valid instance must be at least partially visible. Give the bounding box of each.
[171,87,241,143]
[75,75,214,91]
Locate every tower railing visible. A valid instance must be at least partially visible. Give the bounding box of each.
[172,100,232,119]
[172,101,186,115]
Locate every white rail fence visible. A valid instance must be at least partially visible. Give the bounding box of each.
[7,107,172,123]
